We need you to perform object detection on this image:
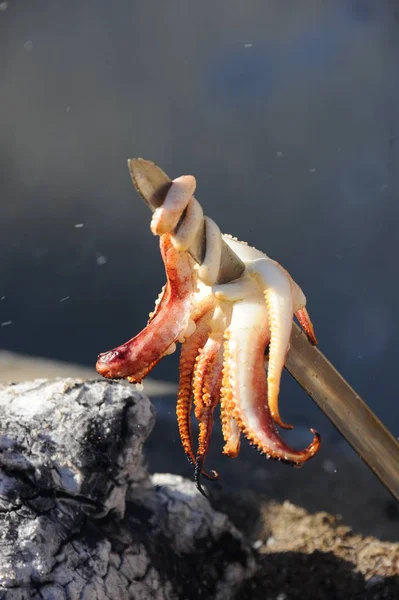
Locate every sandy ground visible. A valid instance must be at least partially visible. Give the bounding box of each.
[239,501,399,599]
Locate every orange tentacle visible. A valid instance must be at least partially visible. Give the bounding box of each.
[176,309,218,480]
[192,337,223,477]
[295,307,318,345]
[220,352,241,459]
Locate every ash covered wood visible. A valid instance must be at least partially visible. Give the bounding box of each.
[0,379,254,600]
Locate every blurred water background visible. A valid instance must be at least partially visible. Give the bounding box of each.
[1,0,399,449]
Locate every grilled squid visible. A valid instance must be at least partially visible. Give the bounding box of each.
[96,173,320,493]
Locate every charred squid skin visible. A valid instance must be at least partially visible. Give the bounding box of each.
[96,233,194,380]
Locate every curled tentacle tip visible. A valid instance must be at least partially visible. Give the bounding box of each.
[291,428,321,468]
[196,458,219,481]
[274,417,294,431]
[203,469,219,481]
[310,427,321,441]
[306,331,318,346]
[310,427,321,440]
[308,428,321,454]
[194,464,211,499]
[194,458,219,498]
[295,308,318,345]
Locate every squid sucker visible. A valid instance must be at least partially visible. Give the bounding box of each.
[96,169,320,494]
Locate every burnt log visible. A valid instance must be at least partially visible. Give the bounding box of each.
[0,379,255,600]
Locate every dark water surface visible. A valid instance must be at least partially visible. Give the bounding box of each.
[1,1,399,444]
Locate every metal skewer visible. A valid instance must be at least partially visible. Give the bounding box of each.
[128,157,399,503]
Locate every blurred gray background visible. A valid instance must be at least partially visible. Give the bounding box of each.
[1,0,399,450]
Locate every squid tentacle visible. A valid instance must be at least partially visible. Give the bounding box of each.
[295,307,318,345]
[176,309,218,481]
[96,168,321,486]
[249,258,295,430]
[96,234,194,380]
[220,369,241,459]
[221,285,320,465]
[192,337,224,476]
